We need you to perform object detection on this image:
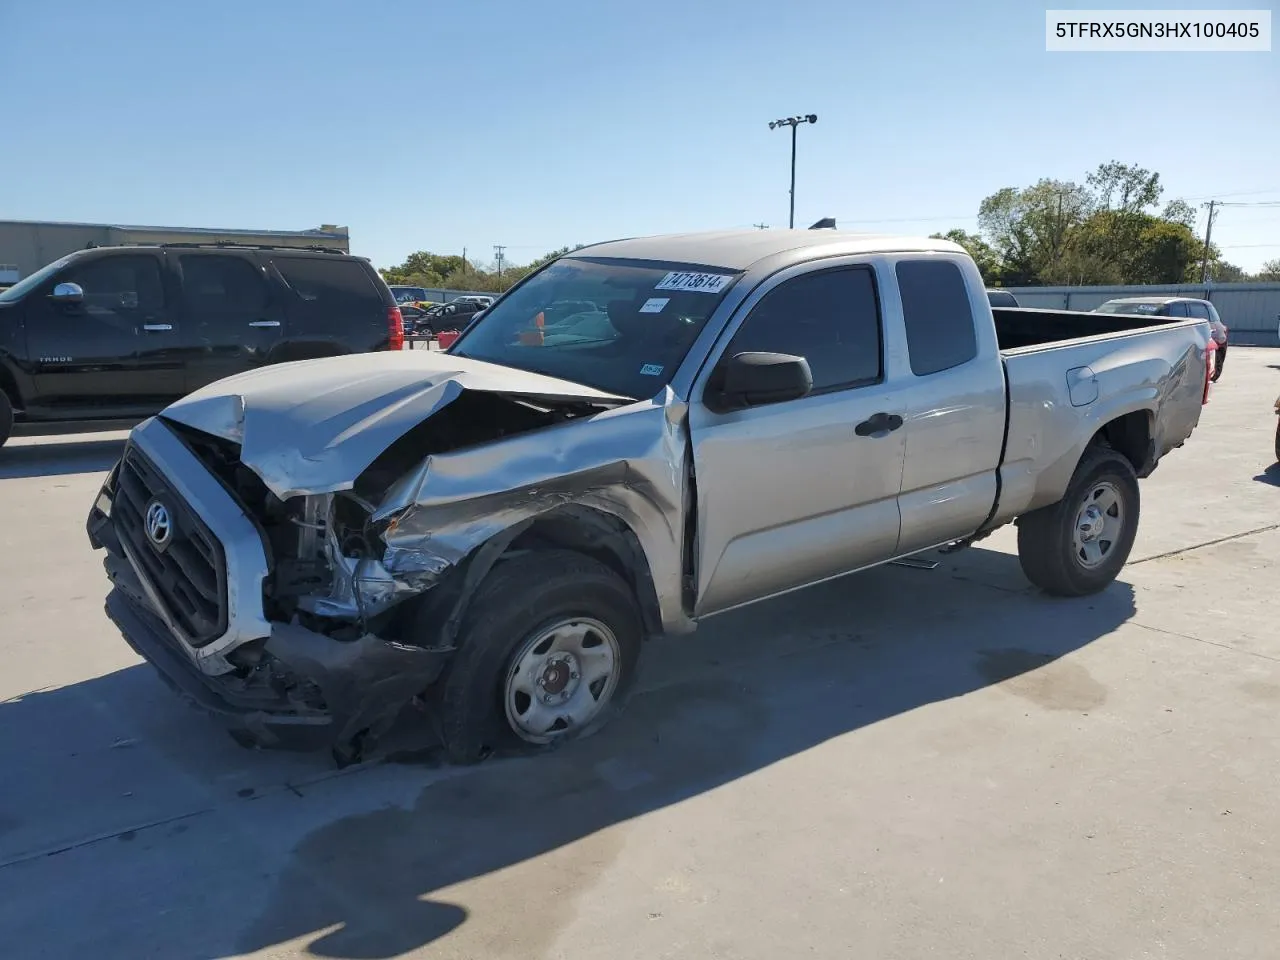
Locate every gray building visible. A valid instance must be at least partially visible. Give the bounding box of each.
[0,219,350,281]
[1004,281,1280,345]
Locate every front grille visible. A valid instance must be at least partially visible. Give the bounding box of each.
[112,445,228,647]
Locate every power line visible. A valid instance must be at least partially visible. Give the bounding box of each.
[753,222,769,230]
[1180,188,1280,202]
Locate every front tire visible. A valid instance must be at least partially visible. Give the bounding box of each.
[1017,446,1140,597]
[1274,417,1280,465]
[432,549,644,764]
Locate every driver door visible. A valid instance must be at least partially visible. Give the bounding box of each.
[25,252,184,409]
[687,261,906,617]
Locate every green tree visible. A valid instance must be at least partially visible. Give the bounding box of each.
[930,229,1000,283]
[1256,258,1280,281]
[978,179,1092,284]
[1086,161,1161,213]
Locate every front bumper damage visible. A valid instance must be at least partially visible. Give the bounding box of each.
[85,417,453,758]
[96,529,450,756]
[86,353,694,760]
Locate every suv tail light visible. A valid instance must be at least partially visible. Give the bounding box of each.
[387,305,404,351]
[1203,340,1216,404]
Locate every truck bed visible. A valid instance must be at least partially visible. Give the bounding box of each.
[989,308,1211,529]
[992,306,1177,351]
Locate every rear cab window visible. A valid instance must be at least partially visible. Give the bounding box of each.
[896,259,977,376]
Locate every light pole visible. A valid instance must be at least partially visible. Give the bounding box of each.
[768,114,817,228]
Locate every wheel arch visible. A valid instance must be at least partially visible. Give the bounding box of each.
[265,340,353,365]
[1089,409,1155,476]
[420,504,666,654]
[505,505,664,637]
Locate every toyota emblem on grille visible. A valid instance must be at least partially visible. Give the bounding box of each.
[144,500,172,548]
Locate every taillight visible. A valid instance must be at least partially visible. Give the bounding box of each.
[1203,339,1216,404]
[387,305,404,351]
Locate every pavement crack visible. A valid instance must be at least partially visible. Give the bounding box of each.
[1130,523,1280,565]
[0,808,213,871]
[1130,621,1280,664]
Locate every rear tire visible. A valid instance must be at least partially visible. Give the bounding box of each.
[1017,446,1140,597]
[1274,417,1280,465]
[0,391,13,449]
[431,549,644,764]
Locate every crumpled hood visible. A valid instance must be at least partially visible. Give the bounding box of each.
[159,350,628,500]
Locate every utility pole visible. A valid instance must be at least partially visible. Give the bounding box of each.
[768,114,817,228]
[462,247,467,277]
[753,222,769,230]
[1199,201,1217,284]
[493,244,506,282]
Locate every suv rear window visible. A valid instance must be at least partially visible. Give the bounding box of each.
[273,257,382,315]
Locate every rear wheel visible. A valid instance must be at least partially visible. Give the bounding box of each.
[1017,446,1140,597]
[431,549,644,764]
[0,391,13,449]
[1274,416,1280,465]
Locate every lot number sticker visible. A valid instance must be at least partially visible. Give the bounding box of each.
[654,271,732,294]
[639,297,669,313]
[639,363,664,376]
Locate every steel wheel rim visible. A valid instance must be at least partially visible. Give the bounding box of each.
[503,617,622,744]
[1072,480,1125,570]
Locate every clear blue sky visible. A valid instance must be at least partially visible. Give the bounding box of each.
[1,0,1277,271]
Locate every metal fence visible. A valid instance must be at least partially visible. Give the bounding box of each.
[1003,282,1280,345]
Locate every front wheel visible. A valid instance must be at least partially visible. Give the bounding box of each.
[431,549,644,764]
[1017,447,1140,597]
[1274,417,1280,465]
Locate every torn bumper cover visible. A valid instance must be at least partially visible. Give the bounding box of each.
[103,554,449,751]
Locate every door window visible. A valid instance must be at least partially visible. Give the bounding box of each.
[61,256,165,329]
[1163,302,1190,318]
[180,255,268,318]
[896,259,977,376]
[1185,301,1210,320]
[724,266,882,392]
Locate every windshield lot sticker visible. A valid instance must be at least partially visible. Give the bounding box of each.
[654,272,732,294]
[639,363,664,376]
[639,297,669,314]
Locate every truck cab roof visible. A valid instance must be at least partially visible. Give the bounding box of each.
[573,229,965,272]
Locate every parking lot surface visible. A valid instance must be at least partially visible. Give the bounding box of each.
[1,350,1277,960]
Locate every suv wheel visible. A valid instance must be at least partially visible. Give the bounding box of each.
[1016,445,1140,597]
[0,391,13,449]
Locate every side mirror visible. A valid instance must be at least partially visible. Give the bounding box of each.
[50,282,84,304]
[709,351,812,411]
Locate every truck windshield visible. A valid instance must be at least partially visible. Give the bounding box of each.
[451,257,741,399]
[0,256,74,303]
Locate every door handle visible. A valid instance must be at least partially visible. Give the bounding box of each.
[854,412,904,437]
[142,323,173,332]
[248,320,281,328]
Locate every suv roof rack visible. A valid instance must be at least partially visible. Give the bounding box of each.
[83,240,347,254]
[156,241,348,254]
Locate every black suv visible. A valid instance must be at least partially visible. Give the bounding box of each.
[411,298,487,336]
[0,244,404,447]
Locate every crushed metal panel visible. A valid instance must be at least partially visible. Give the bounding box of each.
[161,350,629,500]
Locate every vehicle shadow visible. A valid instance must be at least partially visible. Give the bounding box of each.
[0,547,1138,959]
[0,437,125,479]
[1254,463,1280,486]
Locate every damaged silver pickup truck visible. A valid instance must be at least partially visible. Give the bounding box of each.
[87,230,1215,765]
